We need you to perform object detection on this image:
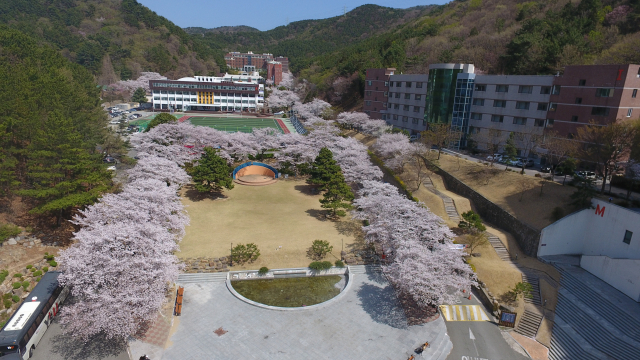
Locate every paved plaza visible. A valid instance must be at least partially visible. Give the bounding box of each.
[158,270,450,360]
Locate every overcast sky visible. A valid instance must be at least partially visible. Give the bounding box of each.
[137,0,441,31]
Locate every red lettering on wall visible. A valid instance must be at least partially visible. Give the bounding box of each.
[617,69,623,81]
[595,204,606,217]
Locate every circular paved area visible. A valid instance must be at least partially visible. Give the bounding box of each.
[159,270,450,360]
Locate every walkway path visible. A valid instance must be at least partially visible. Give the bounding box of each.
[153,267,452,360]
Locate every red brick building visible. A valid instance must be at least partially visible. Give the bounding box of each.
[274,56,289,72]
[224,52,290,74]
[547,64,640,137]
[363,68,395,119]
[267,61,283,85]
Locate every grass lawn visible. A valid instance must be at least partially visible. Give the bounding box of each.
[188,116,284,133]
[178,179,364,270]
[436,153,576,230]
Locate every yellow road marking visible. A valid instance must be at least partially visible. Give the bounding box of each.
[439,305,490,322]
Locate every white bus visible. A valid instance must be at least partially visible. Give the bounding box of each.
[0,272,68,359]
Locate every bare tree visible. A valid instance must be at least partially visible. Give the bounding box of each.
[576,120,638,193]
[463,232,489,254]
[540,131,577,174]
[421,123,462,160]
[515,128,543,173]
[470,129,506,167]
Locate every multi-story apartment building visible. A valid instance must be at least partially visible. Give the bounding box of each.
[547,64,640,138]
[469,75,555,154]
[363,68,394,119]
[386,74,429,134]
[149,74,264,112]
[224,52,289,74]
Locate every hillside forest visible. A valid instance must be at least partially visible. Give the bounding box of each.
[2,0,640,229]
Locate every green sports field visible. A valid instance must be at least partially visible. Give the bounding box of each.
[187,116,284,133]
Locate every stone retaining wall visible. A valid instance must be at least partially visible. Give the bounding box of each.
[229,266,348,281]
[432,165,541,257]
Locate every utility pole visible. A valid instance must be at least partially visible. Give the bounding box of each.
[343,6,347,16]
[286,16,289,26]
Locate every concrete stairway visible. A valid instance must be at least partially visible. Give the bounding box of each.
[177,272,228,284]
[487,234,511,261]
[554,291,640,359]
[279,118,297,133]
[521,272,542,306]
[441,197,460,222]
[549,316,607,360]
[423,177,460,222]
[348,265,382,275]
[515,309,543,338]
[554,266,640,339]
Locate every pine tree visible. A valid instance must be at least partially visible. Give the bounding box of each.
[17,111,112,225]
[132,87,147,104]
[308,147,341,191]
[145,113,177,132]
[320,172,354,217]
[187,147,234,193]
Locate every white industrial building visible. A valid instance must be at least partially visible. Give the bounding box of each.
[539,198,640,302]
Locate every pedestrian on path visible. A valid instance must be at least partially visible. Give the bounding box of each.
[415,342,430,354]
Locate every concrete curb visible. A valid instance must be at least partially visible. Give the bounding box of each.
[225,269,353,311]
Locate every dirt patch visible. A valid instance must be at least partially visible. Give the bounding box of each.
[178,178,364,270]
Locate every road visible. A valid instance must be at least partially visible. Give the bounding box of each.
[444,295,529,360]
[30,318,129,360]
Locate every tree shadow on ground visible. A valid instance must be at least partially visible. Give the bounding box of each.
[305,209,328,221]
[49,326,127,360]
[183,184,227,202]
[356,283,408,329]
[365,268,387,285]
[294,184,320,196]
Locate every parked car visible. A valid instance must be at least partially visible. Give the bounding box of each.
[103,156,116,164]
[575,171,596,180]
[409,135,419,142]
[486,153,502,161]
[274,111,285,115]
[107,166,116,171]
[540,165,552,173]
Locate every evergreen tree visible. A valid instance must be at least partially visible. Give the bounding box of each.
[17,111,111,225]
[308,147,341,191]
[503,132,518,170]
[132,87,147,104]
[320,172,354,217]
[187,147,234,193]
[146,113,177,132]
[0,124,19,195]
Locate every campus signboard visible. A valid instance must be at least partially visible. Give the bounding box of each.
[499,311,517,328]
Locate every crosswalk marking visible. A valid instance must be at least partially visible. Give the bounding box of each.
[439,305,490,322]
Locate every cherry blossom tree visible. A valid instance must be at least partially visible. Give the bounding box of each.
[353,180,476,306]
[280,72,295,89]
[294,99,331,119]
[59,175,188,340]
[109,72,167,95]
[268,88,300,110]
